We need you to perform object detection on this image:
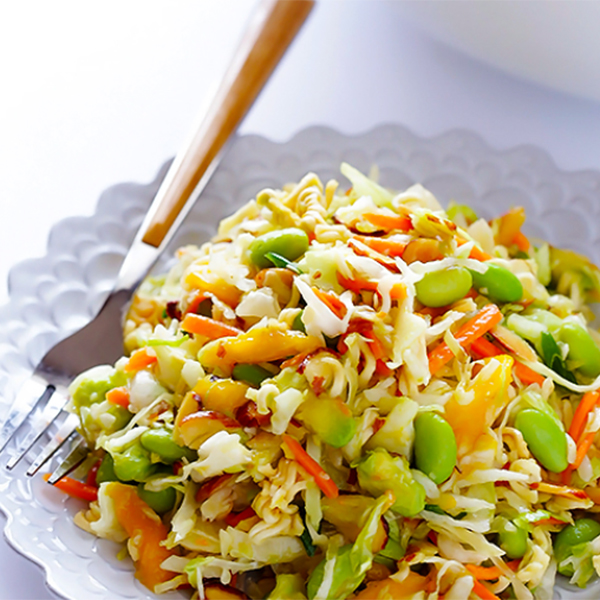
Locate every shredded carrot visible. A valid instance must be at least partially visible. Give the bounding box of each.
[337,271,376,294]
[470,337,503,359]
[513,361,546,387]
[181,313,242,339]
[428,305,503,374]
[505,559,521,572]
[282,434,339,499]
[374,359,393,377]
[353,235,407,257]
[106,386,130,409]
[43,473,98,502]
[125,348,158,373]
[455,236,492,261]
[363,212,413,232]
[471,579,500,600]
[573,431,597,470]
[390,282,407,300]
[185,291,208,315]
[224,506,256,528]
[568,390,600,445]
[561,467,574,486]
[465,565,502,581]
[313,287,348,319]
[496,207,526,247]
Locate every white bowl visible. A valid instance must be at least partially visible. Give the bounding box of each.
[395,2,600,102]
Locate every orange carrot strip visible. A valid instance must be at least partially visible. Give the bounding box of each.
[506,559,521,572]
[456,236,493,261]
[181,313,242,339]
[465,565,502,581]
[513,231,530,252]
[313,288,347,319]
[470,337,503,359]
[561,467,574,486]
[125,348,158,373]
[185,291,208,315]
[573,431,597,470]
[568,390,600,445]
[106,386,130,409]
[471,579,501,600]
[428,305,503,374]
[390,282,407,300]
[282,434,339,499]
[44,473,98,502]
[513,361,546,387]
[224,506,256,528]
[353,235,407,257]
[363,213,413,232]
[337,271,375,294]
[470,337,545,386]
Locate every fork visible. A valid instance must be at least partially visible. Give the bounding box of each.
[0,0,315,479]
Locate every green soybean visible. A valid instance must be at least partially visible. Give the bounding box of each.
[415,266,472,308]
[554,518,600,576]
[514,408,568,473]
[96,453,117,484]
[112,443,158,482]
[232,363,272,388]
[137,483,176,514]
[140,428,196,464]
[413,412,457,484]
[469,263,523,303]
[497,518,528,559]
[559,322,600,378]
[249,228,309,269]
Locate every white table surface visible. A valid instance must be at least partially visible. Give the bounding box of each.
[2,1,600,598]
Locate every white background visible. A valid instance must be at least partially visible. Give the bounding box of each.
[2,1,600,598]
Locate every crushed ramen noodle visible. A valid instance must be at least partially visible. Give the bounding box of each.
[56,164,600,599]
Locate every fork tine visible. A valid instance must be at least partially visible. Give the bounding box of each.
[47,436,89,484]
[0,377,53,453]
[6,389,69,470]
[26,413,80,476]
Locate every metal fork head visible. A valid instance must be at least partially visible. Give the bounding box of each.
[0,289,132,475]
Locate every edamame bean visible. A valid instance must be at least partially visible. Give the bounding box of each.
[554,518,600,576]
[413,411,457,484]
[113,443,157,482]
[469,263,523,303]
[249,228,309,269]
[415,266,472,308]
[96,453,117,484]
[514,408,568,473]
[137,483,176,514]
[497,518,528,559]
[559,322,600,378]
[232,363,272,388]
[140,428,196,464]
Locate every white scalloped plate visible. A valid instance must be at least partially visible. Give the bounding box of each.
[1,125,599,600]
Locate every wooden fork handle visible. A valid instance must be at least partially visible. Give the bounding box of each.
[140,0,315,247]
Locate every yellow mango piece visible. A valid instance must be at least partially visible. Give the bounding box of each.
[198,322,321,370]
[105,482,176,592]
[194,377,250,417]
[185,269,242,307]
[445,355,513,456]
[354,572,428,599]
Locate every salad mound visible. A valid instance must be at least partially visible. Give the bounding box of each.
[55,164,600,599]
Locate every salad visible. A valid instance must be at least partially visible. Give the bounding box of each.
[50,163,600,599]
